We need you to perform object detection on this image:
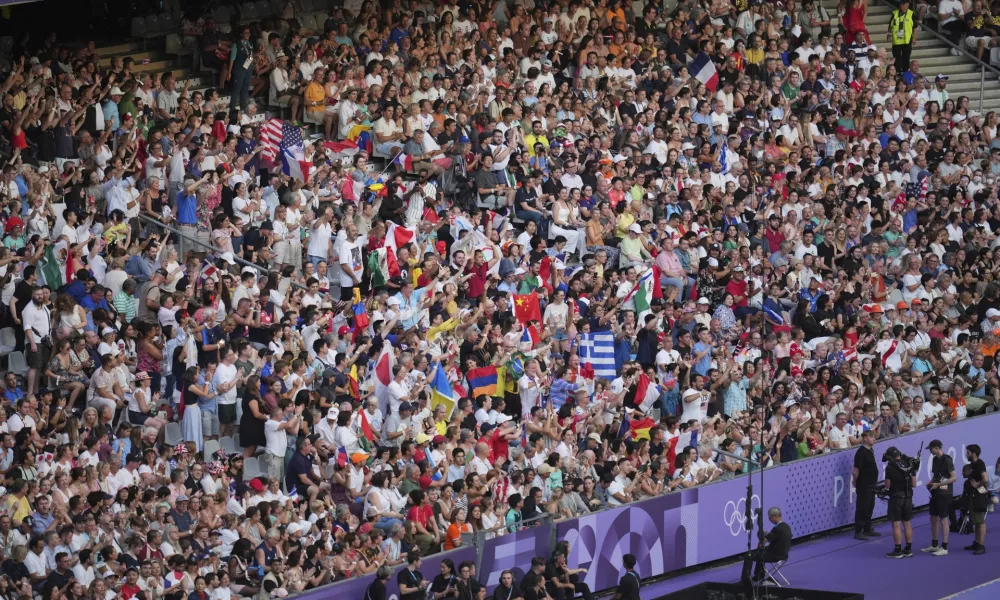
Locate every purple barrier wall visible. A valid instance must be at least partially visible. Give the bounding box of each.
[292,545,477,600]
[478,523,553,593]
[556,414,1000,592]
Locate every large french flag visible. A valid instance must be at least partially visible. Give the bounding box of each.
[691,52,719,92]
[282,145,313,182]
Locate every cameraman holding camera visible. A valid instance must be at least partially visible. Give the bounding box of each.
[883,447,916,558]
[922,440,956,555]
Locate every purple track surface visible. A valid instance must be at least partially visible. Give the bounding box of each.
[640,511,1000,600]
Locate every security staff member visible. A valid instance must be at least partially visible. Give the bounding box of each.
[884,446,915,558]
[922,439,956,555]
[889,0,917,73]
[965,444,989,554]
[852,430,880,540]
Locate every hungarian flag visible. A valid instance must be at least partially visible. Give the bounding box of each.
[386,223,416,254]
[635,373,661,413]
[394,152,413,171]
[374,345,395,414]
[623,265,662,318]
[358,406,375,442]
[513,291,542,324]
[368,247,401,287]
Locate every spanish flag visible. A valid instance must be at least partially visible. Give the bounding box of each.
[467,366,499,397]
[629,414,657,441]
[349,364,360,401]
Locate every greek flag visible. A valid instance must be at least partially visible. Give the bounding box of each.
[720,141,732,175]
[578,332,617,380]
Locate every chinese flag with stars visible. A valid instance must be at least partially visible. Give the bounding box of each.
[513,291,542,325]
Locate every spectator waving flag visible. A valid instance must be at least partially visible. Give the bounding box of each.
[394,152,413,171]
[467,366,499,396]
[282,145,313,182]
[635,372,661,413]
[691,52,719,91]
[577,332,617,380]
[513,291,542,324]
[622,265,663,321]
[260,119,303,164]
[374,345,395,415]
[430,362,458,419]
[719,141,732,175]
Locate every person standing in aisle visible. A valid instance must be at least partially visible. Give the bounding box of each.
[889,0,917,73]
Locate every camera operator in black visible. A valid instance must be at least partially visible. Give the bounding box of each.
[964,444,989,554]
[853,430,881,540]
[883,446,915,558]
[921,440,956,555]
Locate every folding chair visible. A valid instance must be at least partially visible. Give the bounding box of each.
[764,559,790,587]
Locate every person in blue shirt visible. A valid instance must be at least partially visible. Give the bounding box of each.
[103,87,123,131]
[691,328,716,377]
[80,286,110,313]
[176,173,209,260]
[549,368,579,410]
[3,373,24,403]
[799,277,823,312]
[62,269,93,304]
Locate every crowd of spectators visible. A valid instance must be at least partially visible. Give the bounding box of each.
[0,0,998,598]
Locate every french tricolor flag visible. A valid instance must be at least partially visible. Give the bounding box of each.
[394,152,413,171]
[282,145,313,182]
[690,52,719,92]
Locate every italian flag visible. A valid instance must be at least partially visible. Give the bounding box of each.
[624,265,663,319]
[635,372,661,413]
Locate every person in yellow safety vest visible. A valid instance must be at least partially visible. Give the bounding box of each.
[889,0,917,73]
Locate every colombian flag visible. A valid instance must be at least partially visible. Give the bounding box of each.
[467,366,499,397]
[352,288,369,330]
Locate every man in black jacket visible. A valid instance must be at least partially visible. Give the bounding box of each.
[853,430,881,540]
[750,508,793,583]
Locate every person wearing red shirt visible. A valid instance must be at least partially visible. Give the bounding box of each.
[121,568,143,600]
[763,214,785,255]
[725,266,758,320]
[405,490,440,555]
[463,247,501,300]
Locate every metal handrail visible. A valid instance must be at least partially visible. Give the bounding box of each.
[135,212,310,291]
[880,0,1000,110]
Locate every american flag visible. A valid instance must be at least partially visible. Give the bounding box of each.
[260,118,303,163]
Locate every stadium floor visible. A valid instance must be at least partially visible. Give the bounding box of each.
[640,511,1000,599]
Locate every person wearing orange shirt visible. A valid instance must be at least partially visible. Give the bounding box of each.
[444,507,472,550]
[947,384,968,421]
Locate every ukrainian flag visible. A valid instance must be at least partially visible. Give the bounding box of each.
[467,366,499,397]
[430,363,458,419]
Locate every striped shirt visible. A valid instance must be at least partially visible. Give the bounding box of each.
[113,291,136,322]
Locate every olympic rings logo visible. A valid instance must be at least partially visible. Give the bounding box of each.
[723,494,761,536]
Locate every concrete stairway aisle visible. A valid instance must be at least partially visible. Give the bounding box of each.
[821,0,1000,113]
